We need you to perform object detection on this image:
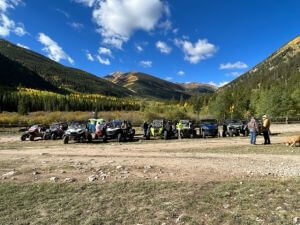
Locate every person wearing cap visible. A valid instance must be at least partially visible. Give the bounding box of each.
[262,115,271,144]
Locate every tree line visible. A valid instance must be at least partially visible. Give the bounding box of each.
[0,88,140,115]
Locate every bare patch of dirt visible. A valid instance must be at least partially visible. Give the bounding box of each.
[0,124,299,184]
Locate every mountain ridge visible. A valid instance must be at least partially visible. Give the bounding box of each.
[104,72,216,100]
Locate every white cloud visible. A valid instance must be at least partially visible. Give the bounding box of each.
[97,55,110,65]
[158,19,172,34]
[74,0,96,7]
[156,40,171,54]
[37,33,74,64]
[14,23,26,36]
[175,38,217,64]
[208,81,229,88]
[86,51,94,61]
[136,44,143,52]
[98,46,113,57]
[177,70,185,76]
[0,0,26,37]
[68,22,84,31]
[220,61,248,70]
[17,43,29,49]
[84,0,167,49]
[226,71,242,77]
[165,76,172,81]
[140,60,152,68]
[0,0,22,12]
[0,14,13,36]
[172,28,179,34]
[55,8,70,18]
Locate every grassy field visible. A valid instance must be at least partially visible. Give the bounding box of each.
[0,179,299,225]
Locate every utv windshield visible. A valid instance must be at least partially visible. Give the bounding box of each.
[69,123,86,130]
[152,120,164,128]
[109,121,122,128]
[50,124,60,130]
[230,119,242,124]
[201,120,217,125]
[30,125,38,129]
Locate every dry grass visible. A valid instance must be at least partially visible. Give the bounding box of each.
[0,178,299,225]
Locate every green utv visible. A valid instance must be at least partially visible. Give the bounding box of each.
[147,119,176,140]
[177,120,197,139]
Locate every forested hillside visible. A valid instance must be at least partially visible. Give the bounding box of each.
[207,35,300,119]
[0,39,133,97]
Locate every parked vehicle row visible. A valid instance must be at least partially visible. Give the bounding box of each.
[20,117,259,143]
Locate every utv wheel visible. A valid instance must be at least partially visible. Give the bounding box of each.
[103,135,107,143]
[146,135,150,140]
[29,135,34,141]
[51,134,57,140]
[43,133,48,140]
[117,133,122,142]
[228,130,234,137]
[21,135,26,141]
[63,136,69,144]
[129,134,134,142]
[164,131,168,140]
[190,133,194,139]
[87,134,92,143]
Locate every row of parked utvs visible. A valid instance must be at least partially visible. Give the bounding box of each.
[20,119,135,144]
[20,118,262,144]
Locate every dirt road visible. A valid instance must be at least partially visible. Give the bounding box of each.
[0,124,299,183]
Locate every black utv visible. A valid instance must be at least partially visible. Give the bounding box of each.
[106,120,135,142]
[43,123,68,140]
[21,124,48,141]
[177,120,197,138]
[222,119,246,137]
[63,122,93,144]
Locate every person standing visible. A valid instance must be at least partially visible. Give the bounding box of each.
[262,115,271,144]
[246,117,258,145]
[176,121,183,140]
[141,121,149,137]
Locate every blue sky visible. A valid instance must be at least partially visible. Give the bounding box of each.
[1,0,300,87]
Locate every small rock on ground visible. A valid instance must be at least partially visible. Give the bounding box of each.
[64,177,76,183]
[50,177,59,182]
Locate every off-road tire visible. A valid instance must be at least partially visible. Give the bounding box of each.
[87,134,92,143]
[164,131,168,140]
[43,133,48,140]
[117,133,122,142]
[63,135,69,144]
[51,133,57,140]
[129,134,134,142]
[29,135,34,141]
[190,133,194,139]
[103,135,107,143]
[228,130,234,137]
[21,135,26,141]
[146,135,150,140]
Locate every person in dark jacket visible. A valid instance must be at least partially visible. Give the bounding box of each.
[141,121,149,137]
[262,115,271,144]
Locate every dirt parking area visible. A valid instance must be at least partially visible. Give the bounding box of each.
[0,124,299,184]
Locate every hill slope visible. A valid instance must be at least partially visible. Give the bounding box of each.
[209,35,300,118]
[0,39,133,97]
[104,72,216,100]
[177,82,217,95]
